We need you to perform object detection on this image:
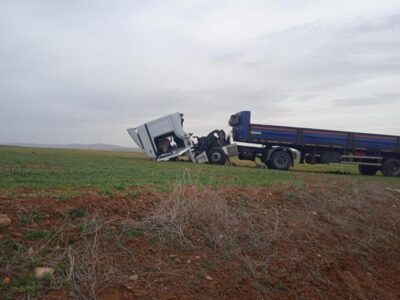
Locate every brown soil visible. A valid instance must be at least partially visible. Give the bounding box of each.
[1,178,400,299]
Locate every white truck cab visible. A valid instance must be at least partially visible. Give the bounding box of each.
[127,112,237,164]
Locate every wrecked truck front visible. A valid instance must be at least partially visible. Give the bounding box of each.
[127,112,207,163]
[127,112,238,164]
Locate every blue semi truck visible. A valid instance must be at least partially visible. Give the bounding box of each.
[229,111,400,177]
[128,111,400,177]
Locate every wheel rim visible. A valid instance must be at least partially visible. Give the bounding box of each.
[389,163,400,176]
[274,154,288,168]
[211,152,221,162]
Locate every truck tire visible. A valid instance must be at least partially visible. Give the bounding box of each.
[358,165,378,176]
[267,150,292,170]
[207,147,227,165]
[381,158,400,177]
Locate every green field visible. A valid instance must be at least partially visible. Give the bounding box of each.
[0,146,295,191]
[1,146,399,299]
[0,146,396,192]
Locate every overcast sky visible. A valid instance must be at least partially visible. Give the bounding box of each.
[1,0,399,146]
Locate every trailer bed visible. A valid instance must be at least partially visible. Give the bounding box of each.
[232,111,400,153]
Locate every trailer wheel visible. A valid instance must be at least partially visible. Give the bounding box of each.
[207,147,227,165]
[267,150,292,170]
[358,165,378,176]
[381,158,400,177]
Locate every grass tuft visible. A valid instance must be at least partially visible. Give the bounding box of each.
[11,274,41,296]
[140,185,239,250]
[123,229,144,240]
[25,229,51,240]
[68,208,86,219]
[127,190,141,198]
[20,208,42,225]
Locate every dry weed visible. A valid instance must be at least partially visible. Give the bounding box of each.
[140,185,238,250]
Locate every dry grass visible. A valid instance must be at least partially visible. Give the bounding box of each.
[1,179,399,299]
[138,184,283,266]
[0,217,120,300]
[60,216,116,300]
[293,181,400,254]
[136,181,400,294]
[140,185,240,250]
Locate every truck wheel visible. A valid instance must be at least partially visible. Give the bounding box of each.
[267,150,292,170]
[207,147,227,165]
[381,158,400,177]
[358,165,378,176]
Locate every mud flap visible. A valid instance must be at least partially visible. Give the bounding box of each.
[195,151,209,163]
[222,144,239,158]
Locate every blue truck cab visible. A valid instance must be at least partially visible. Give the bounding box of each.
[229,111,400,177]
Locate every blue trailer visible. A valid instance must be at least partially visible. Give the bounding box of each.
[229,111,400,177]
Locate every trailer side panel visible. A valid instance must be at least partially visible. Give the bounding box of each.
[231,111,399,154]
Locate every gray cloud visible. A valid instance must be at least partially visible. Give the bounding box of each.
[0,0,400,146]
[333,93,400,107]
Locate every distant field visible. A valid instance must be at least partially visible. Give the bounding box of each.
[0,146,396,192]
[1,146,399,299]
[0,146,297,191]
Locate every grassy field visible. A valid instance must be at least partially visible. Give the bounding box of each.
[0,146,299,191]
[0,146,399,299]
[0,146,396,192]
